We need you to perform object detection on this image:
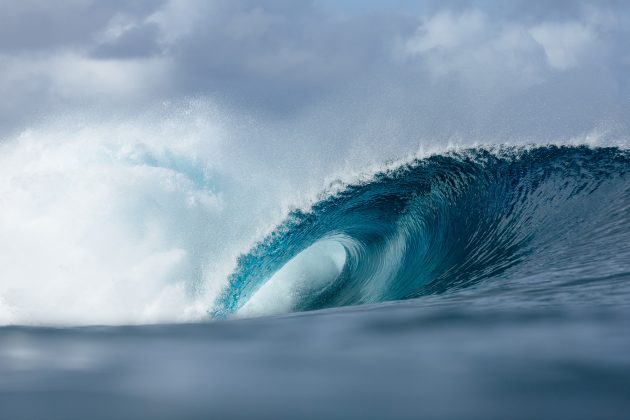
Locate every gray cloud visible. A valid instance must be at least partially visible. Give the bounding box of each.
[0,0,164,53]
[0,0,629,142]
[91,23,163,59]
[165,1,413,114]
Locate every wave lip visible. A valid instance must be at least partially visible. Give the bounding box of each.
[213,145,630,318]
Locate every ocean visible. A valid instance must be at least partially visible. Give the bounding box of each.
[1,145,629,419]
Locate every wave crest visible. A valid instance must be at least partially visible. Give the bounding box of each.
[214,145,630,318]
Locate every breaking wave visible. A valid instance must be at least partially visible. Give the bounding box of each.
[215,146,630,318]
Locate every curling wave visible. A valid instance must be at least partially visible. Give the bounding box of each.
[214,145,630,318]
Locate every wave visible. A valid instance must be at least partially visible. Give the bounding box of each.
[214,145,630,318]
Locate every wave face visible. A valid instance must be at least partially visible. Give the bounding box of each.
[214,145,630,318]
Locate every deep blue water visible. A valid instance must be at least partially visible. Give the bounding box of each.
[1,145,629,419]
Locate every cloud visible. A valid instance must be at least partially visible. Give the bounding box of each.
[0,0,628,141]
[404,10,487,54]
[400,10,546,91]
[91,22,163,59]
[159,1,410,114]
[0,0,164,53]
[529,22,595,70]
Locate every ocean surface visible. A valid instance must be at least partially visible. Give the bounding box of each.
[1,145,629,419]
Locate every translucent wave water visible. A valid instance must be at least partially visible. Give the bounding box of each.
[216,145,630,318]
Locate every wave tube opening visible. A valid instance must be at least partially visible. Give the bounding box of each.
[213,146,630,319]
[236,239,347,318]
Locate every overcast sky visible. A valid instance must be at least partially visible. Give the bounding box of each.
[1,0,629,142]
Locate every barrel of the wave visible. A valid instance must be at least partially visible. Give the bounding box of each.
[212,146,630,319]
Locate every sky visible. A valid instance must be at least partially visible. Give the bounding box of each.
[1,0,629,142]
[1,0,629,324]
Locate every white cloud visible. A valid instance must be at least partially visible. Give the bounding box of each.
[0,52,171,135]
[50,54,170,99]
[529,22,595,70]
[404,10,487,55]
[400,11,545,90]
